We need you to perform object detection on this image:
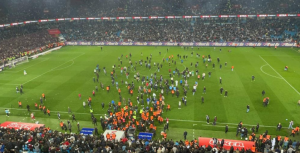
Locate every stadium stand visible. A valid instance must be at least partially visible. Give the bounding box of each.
[1,0,300,152]
[1,18,299,61]
[0,125,299,152]
[0,30,57,61]
[1,0,300,24]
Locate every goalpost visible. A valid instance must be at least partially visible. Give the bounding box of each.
[9,56,29,68]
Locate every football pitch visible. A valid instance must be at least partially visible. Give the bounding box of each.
[0,46,300,140]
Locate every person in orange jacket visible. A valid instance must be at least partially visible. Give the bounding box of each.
[290,129,296,137]
[42,93,46,101]
[106,133,110,140]
[295,126,299,135]
[47,109,50,116]
[163,132,167,140]
[18,101,22,108]
[166,104,170,111]
[251,145,256,153]
[112,133,116,141]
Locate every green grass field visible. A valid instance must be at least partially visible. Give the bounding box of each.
[0,46,300,141]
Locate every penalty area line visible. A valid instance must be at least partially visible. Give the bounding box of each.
[22,53,85,85]
[260,64,282,79]
[259,55,300,95]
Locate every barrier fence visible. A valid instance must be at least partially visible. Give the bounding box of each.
[65,41,297,47]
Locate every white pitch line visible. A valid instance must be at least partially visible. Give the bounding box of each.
[54,60,75,71]
[260,64,282,79]
[290,48,300,53]
[23,53,85,85]
[2,58,50,73]
[202,124,236,128]
[168,119,284,128]
[0,83,20,86]
[139,51,168,76]
[193,124,197,139]
[0,107,104,115]
[0,107,290,128]
[259,55,300,95]
[16,58,50,73]
[153,51,168,73]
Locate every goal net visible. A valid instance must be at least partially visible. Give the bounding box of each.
[9,56,29,68]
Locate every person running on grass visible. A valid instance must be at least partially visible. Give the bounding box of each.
[224,90,228,97]
[206,115,210,124]
[252,75,255,81]
[220,87,223,95]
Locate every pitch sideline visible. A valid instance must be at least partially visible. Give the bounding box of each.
[0,107,288,128]
[259,55,300,95]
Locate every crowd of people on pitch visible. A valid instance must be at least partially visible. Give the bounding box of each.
[1,0,300,24]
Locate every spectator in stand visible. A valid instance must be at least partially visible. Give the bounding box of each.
[1,18,300,62]
[0,124,298,152]
[1,0,300,24]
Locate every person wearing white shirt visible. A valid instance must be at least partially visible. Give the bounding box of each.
[153,93,156,98]
[288,120,294,129]
[175,80,178,86]
[83,101,86,108]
